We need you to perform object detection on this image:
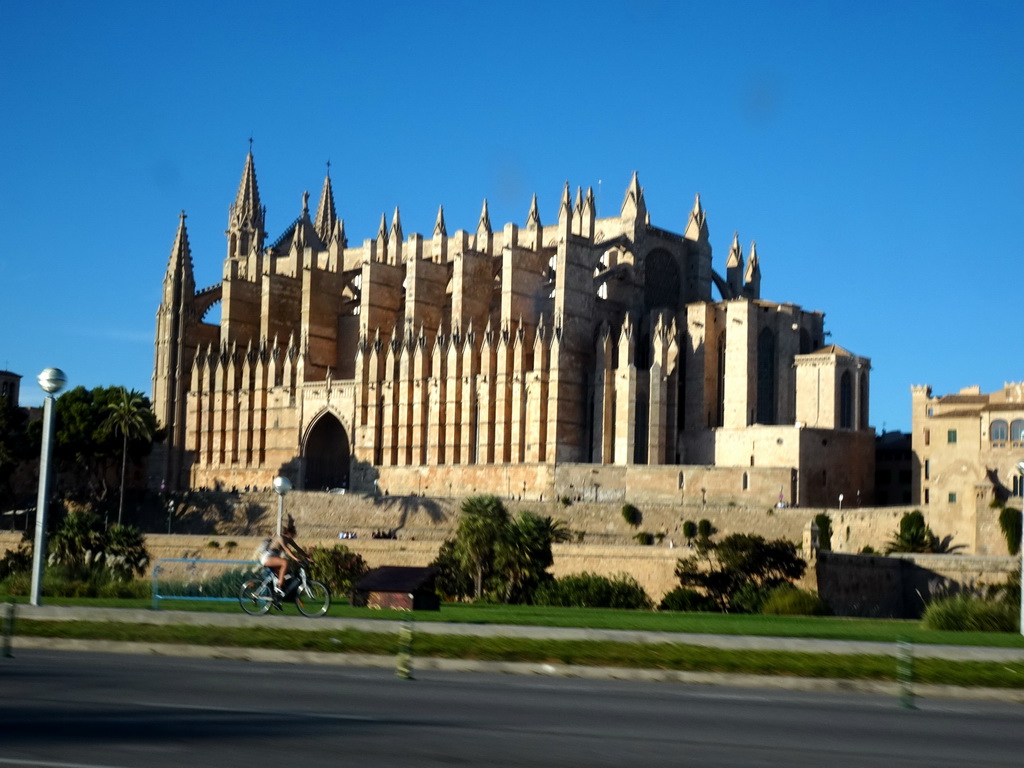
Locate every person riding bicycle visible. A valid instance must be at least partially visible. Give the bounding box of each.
[259,516,310,601]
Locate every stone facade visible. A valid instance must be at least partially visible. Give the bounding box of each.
[911,382,1024,554]
[153,153,874,507]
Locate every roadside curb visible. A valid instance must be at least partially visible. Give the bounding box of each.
[10,636,1024,704]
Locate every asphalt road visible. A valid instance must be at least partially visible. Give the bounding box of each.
[2,649,1022,768]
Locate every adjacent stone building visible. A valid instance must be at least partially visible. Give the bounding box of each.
[152,152,874,506]
[910,383,1024,551]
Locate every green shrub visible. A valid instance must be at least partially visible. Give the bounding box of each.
[682,521,697,541]
[621,504,641,527]
[658,587,718,612]
[760,584,830,616]
[633,531,654,546]
[308,544,369,596]
[730,582,774,614]
[0,542,32,580]
[103,525,149,581]
[697,519,716,539]
[431,538,474,600]
[922,594,1018,633]
[534,572,653,610]
[207,541,220,548]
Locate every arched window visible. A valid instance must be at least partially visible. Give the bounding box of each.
[839,371,853,429]
[1012,419,1024,442]
[991,420,1008,442]
[644,249,681,313]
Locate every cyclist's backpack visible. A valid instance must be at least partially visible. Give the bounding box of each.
[254,537,272,561]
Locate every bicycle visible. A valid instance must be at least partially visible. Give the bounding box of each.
[239,562,331,617]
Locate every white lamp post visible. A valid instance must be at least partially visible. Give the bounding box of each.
[838,493,844,512]
[272,475,292,535]
[30,367,66,606]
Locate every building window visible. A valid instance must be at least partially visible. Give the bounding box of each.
[839,370,853,429]
[1014,476,1023,497]
[924,460,930,480]
[742,471,749,491]
[1012,420,1024,443]
[948,492,956,503]
[924,429,930,446]
[991,420,1008,444]
[924,488,929,504]
[947,429,957,444]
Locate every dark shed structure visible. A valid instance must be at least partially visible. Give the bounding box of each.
[351,566,439,611]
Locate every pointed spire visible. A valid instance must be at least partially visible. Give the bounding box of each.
[377,212,388,242]
[167,210,194,279]
[433,204,447,237]
[558,181,572,223]
[574,186,583,215]
[684,193,708,241]
[526,194,541,229]
[313,170,338,244]
[620,171,646,223]
[331,218,348,249]
[726,231,743,268]
[744,241,760,284]
[230,150,264,231]
[390,206,403,242]
[477,199,491,235]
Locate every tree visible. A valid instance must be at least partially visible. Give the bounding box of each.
[454,495,509,598]
[885,510,959,554]
[0,394,29,508]
[674,533,806,612]
[493,512,570,603]
[103,388,154,525]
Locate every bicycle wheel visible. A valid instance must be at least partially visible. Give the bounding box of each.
[239,578,272,615]
[295,580,330,617]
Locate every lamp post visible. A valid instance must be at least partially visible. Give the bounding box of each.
[272,475,292,535]
[838,493,844,512]
[1016,461,1024,637]
[30,367,66,606]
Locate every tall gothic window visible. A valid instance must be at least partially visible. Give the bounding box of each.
[756,328,776,424]
[991,420,1008,442]
[839,370,853,429]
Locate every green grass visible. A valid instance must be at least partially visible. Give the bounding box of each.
[9,594,1024,648]
[12,618,1024,690]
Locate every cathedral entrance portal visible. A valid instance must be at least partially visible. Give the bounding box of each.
[303,412,351,491]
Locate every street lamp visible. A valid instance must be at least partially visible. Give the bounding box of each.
[272,475,292,535]
[838,493,844,512]
[30,367,66,606]
[1016,461,1024,637]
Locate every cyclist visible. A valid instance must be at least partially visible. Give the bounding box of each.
[259,516,310,601]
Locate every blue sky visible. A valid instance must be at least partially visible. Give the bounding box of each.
[1,1,1021,433]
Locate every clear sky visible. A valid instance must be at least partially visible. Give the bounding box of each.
[1,1,1021,432]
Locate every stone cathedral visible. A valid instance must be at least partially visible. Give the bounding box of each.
[153,152,874,507]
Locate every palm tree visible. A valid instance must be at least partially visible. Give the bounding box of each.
[454,495,509,598]
[103,388,152,525]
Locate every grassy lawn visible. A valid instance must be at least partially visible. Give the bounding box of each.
[8,594,1024,649]
[12,618,1024,690]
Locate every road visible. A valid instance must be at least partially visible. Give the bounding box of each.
[1,650,1022,767]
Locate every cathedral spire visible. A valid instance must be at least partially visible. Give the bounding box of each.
[390,206,403,242]
[743,240,761,299]
[477,199,491,235]
[313,169,338,244]
[229,150,264,232]
[683,193,708,242]
[166,210,194,285]
[725,230,744,299]
[620,171,646,224]
[526,193,541,229]
[433,204,447,237]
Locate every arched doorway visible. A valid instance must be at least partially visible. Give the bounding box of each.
[303,412,351,491]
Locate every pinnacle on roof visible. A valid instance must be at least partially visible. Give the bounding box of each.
[229,151,264,231]
[558,181,572,222]
[744,241,760,283]
[726,231,743,268]
[433,205,447,237]
[376,212,388,242]
[584,186,595,215]
[683,192,708,241]
[166,210,195,282]
[620,171,646,219]
[389,206,403,242]
[574,186,583,215]
[477,199,491,234]
[313,172,338,244]
[331,219,348,249]
[526,193,541,229]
